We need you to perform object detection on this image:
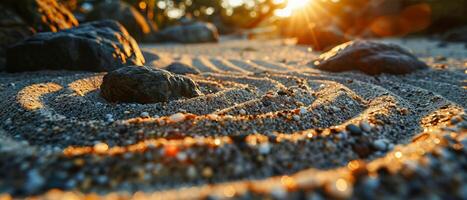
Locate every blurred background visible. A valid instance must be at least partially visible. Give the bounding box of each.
[1,0,466,52]
[60,0,467,49]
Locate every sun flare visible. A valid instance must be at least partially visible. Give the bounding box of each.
[275,0,312,17]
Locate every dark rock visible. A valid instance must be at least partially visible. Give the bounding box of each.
[297,25,349,51]
[0,4,35,70]
[141,50,160,63]
[352,138,372,158]
[100,66,203,104]
[346,124,362,135]
[86,0,158,42]
[3,0,78,32]
[6,20,145,72]
[441,27,467,44]
[157,22,219,43]
[165,62,200,75]
[0,4,35,44]
[312,40,429,75]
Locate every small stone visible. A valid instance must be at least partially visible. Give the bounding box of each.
[105,114,114,122]
[258,143,271,154]
[25,170,45,194]
[157,22,219,43]
[373,139,388,151]
[271,186,287,199]
[187,166,197,178]
[165,62,200,75]
[100,66,202,103]
[312,40,428,75]
[176,151,188,161]
[293,115,301,121]
[94,142,109,153]
[299,107,308,115]
[169,113,186,123]
[239,109,247,115]
[346,124,362,135]
[202,167,213,178]
[140,112,150,118]
[330,106,340,112]
[360,120,372,132]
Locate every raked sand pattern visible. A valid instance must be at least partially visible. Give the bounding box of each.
[0,39,466,199]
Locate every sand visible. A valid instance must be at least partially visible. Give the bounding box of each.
[0,38,465,199]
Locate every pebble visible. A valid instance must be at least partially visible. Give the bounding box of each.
[360,121,372,132]
[176,152,188,161]
[373,139,388,151]
[346,124,362,135]
[169,113,186,123]
[202,167,213,178]
[258,143,271,154]
[140,112,150,118]
[239,109,247,115]
[187,166,197,178]
[330,106,340,112]
[299,107,308,115]
[271,186,287,199]
[105,114,114,122]
[293,115,301,121]
[94,142,109,153]
[25,170,45,193]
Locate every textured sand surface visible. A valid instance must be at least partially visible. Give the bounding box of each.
[0,39,466,199]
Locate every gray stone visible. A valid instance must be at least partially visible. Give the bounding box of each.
[157,22,219,43]
[100,66,202,103]
[165,62,200,75]
[6,20,145,72]
[312,40,429,75]
[442,26,467,44]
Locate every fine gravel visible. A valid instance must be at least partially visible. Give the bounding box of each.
[0,38,465,199]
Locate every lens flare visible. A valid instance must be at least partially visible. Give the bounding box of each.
[275,0,312,17]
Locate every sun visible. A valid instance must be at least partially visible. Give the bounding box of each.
[275,0,312,17]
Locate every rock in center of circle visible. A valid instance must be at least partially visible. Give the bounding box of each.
[100,66,203,104]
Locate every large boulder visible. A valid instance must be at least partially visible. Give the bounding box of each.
[86,0,158,42]
[6,20,145,72]
[100,66,203,104]
[157,22,219,43]
[3,0,78,32]
[312,40,429,75]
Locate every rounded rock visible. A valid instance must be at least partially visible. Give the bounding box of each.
[346,124,362,135]
[165,62,200,75]
[312,40,429,75]
[100,66,202,103]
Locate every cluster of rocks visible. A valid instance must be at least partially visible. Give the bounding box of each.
[0,0,219,70]
[0,0,207,103]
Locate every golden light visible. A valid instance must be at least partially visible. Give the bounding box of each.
[275,0,312,17]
